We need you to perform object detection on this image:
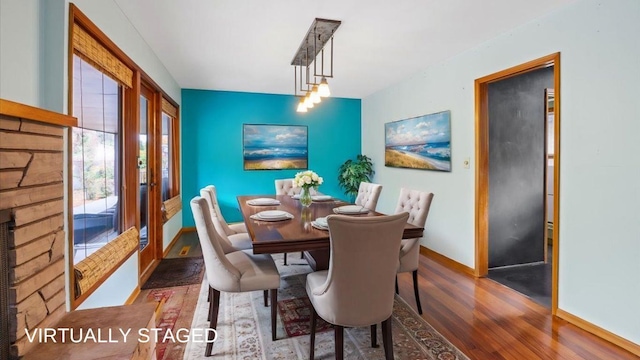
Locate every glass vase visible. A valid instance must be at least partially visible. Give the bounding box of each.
[300,187,313,208]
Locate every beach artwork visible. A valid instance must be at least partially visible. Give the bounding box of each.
[243,124,308,170]
[385,111,451,171]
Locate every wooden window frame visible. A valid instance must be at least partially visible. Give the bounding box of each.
[68,4,180,310]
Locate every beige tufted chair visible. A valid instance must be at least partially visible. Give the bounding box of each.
[306,212,409,360]
[274,178,321,196]
[354,182,383,210]
[394,188,434,314]
[200,186,252,253]
[191,197,281,356]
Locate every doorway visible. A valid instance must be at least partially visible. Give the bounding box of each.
[475,53,560,312]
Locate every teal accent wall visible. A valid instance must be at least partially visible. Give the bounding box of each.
[182,89,361,226]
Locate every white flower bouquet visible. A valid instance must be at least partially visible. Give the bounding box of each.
[292,170,323,189]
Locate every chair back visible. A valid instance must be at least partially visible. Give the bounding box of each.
[395,188,433,228]
[315,212,409,327]
[274,178,299,195]
[190,197,242,292]
[354,182,383,210]
[203,185,238,235]
[200,187,236,254]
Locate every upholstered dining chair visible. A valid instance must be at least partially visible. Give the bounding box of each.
[204,185,247,234]
[394,188,434,315]
[200,186,252,253]
[306,212,409,360]
[274,178,321,196]
[191,197,281,356]
[354,182,383,211]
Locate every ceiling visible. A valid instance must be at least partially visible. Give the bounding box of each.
[113,0,574,99]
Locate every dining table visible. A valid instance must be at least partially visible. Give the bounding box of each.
[237,194,424,271]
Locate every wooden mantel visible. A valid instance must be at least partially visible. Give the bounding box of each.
[0,99,77,127]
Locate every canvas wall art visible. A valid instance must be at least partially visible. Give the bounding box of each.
[243,124,308,170]
[385,110,451,171]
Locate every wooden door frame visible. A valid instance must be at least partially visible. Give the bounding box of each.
[138,82,161,282]
[474,52,561,314]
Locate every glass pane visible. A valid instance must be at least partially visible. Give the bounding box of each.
[72,55,122,264]
[161,113,171,201]
[139,96,149,251]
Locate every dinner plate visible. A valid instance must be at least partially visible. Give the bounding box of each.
[311,195,332,201]
[291,194,301,199]
[314,217,328,227]
[247,198,280,206]
[311,221,329,231]
[333,205,369,214]
[257,210,288,219]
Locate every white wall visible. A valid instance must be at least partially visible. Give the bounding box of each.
[1,0,184,309]
[362,0,639,345]
[0,0,42,107]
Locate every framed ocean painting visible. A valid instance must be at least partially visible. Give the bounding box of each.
[384,110,451,172]
[243,124,308,170]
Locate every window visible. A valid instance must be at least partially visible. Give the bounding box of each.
[71,55,123,263]
[161,98,180,202]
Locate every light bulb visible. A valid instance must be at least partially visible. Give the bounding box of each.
[296,97,307,112]
[304,92,314,108]
[318,77,330,97]
[311,85,321,104]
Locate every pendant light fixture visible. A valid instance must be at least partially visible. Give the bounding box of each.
[291,18,341,113]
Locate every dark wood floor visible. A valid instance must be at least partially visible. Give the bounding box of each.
[396,254,639,360]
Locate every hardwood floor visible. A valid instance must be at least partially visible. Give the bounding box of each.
[396,254,639,360]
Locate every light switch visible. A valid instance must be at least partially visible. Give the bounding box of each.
[463,158,470,169]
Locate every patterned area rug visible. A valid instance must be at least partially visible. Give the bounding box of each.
[134,283,200,360]
[141,257,204,290]
[277,296,332,337]
[184,254,469,359]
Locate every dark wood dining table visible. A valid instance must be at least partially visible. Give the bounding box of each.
[237,195,424,270]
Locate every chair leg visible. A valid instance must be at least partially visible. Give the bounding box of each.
[207,287,213,320]
[370,324,378,348]
[300,251,305,259]
[381,316,394,360]
[335,325,344,360]
[284,253,288,265]
[395,276,399,295]
[264,290,268,307]
[412,270,423,315]
[271,289,278,341]
[309,307,317,360]
[205,287,220,357]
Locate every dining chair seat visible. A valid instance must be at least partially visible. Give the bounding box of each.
[228,222,248,234]
[225,250,280,291]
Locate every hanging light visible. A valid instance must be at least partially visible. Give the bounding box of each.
[304,92,314,108]
[296,97,307,112]
[310,85,321,104]
[291,18,341,112]
[318,77,330,97]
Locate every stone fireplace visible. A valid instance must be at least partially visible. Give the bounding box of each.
[0,99,76,358]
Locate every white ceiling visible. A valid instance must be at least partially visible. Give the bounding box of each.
[114,0,574,99]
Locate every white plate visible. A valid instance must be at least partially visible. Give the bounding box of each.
[311,195,332,201]
[247,198,280,206]
[291,194,301,199]
[334,205,369,214]
[311,221,329,230]
[256,210,288,219]
[314,217,328,227]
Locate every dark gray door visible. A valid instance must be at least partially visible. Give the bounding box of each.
[488,66,553,268]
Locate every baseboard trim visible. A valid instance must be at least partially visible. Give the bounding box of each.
[163,227,186,258]
[555,309,640,356]
[182,226,196,233]
[420,246,475,277]
[125,286,140,305]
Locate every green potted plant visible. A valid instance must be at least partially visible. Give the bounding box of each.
[337,154,374,202]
